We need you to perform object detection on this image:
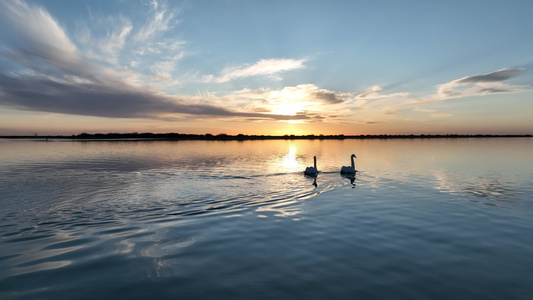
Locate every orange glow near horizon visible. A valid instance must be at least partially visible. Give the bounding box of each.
[8,108,532,137]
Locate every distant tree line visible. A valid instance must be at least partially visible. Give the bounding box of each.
[1,133,531,140]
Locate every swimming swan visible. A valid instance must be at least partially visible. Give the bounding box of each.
[340,154,357,174]
[304,156,319,175]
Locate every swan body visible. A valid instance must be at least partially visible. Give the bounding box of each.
[340,154,357,174]
[304,156,319,176]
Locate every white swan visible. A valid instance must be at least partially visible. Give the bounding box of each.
[304,156,319,176]
[340,154,357,174]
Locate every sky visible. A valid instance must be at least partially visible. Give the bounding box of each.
[0,0,532,136]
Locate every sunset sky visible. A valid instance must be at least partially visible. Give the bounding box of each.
[1,0,532,136]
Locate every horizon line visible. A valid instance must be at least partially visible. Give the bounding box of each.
[1,133,531,141]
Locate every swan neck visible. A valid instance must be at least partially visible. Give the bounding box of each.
[351,155,355,169]
[313,156,317,169]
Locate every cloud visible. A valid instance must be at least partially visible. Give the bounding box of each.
[438,68,526,98]
[0,1,308,122]
[150,52,185,83]
[74,0,186,87]
[0,72,310,121]
[224,84,350,121]
[313,90,345,104]
[232,84,348,105]
[356,85,409,99]
[360,68,529,116]
[0,1,77,54]
[76,15,133,65]
[0,0,97,81]
[211,58,307,83]
[454,68,524,84]
[133,0,176,43]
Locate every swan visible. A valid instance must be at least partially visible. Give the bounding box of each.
[340,154,357,174]
[304,156,319,176]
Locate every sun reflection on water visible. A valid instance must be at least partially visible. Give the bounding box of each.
[266,144,307,175]
[281,145,299,170]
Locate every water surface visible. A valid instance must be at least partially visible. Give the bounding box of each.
[1,138,532,299]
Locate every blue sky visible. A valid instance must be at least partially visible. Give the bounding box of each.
[0,0,532,135]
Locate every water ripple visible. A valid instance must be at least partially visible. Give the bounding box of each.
[1,139,533,299]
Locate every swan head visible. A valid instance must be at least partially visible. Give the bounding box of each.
[351,154,357,158]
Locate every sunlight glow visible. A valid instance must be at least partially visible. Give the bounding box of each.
[286,120,303,124]
[272,101,306,116]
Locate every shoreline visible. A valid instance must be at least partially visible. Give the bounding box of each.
[1,133,531,141]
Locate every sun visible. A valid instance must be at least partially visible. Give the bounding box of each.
[270,101,307,124]
[272,101,306,116]
[286,119,303,124]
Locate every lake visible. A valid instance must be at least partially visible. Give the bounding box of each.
[1,138,532,299]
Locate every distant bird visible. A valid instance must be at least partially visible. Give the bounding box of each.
[304,156,319,176]
[340,154,357,174]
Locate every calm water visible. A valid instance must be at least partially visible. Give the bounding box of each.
[1,138,532,299]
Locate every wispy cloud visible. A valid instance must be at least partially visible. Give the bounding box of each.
[355,85,409,99]
[74,0,187,88]
[133,0,176,43]
[150,52,185,83]
[0,0,94,80]
[210,58,307,83]
[437,68,526,99]
[358,68,528,116]
[76,14,133,65]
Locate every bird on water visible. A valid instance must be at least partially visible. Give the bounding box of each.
[340,154,357,174]
[304,156,319,176]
